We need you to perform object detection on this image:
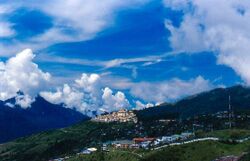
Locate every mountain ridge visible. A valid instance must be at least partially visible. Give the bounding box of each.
[136,85,250,121]
[0,94,90,143]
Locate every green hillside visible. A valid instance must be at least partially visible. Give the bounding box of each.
[0,121,136,161]
[142,141,250,161]
[67,150,141,161]
[1,123,250,161]
[2,85,250,161]
[54,140,250,161]
[137,85,250,121]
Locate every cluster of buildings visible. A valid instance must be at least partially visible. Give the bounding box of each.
[92,109,138,123]
[154,132,194,146]
[102,132,194,150]
[213,111,250,119]
[103,137,156,150]
[213,111,231,119]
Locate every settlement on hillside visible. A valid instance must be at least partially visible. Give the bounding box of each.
[92,109,138,123]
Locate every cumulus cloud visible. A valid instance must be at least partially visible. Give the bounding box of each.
[40,73,131,115]
[101,87,130,112]
[15,94,34,108]
[130,76,212,103]
[0,48,213,114]
[134,100,154,110]
[164,0,250,85]
[40,84,85,110]
[0,49,51,107]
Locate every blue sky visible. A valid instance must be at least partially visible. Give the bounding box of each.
[0,0,248,113]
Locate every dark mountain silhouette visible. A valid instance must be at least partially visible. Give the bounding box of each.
[136,85,250,121]
[0,95,89,143]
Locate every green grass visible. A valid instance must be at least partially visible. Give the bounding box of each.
[196,129,250,140]
[142,141,250,161]
[0,121,136,161]
[63,140,250,161]
[1,120,250,161]
[67,150,141,161]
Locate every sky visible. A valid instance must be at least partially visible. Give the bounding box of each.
[0,0,249,115]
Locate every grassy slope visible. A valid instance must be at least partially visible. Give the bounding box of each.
[197,129,250,140]
[142,141,250,161]
[64,140,250,161]
[65,129,250,161]
[0,121,135,161]
[68,151,141,161]
[1,120,250,161]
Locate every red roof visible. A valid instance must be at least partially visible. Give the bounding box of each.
[133,138,156,142]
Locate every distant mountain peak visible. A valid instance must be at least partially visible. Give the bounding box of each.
[0,93,90,143]
[16,90,25,96]
[136,85,250,121]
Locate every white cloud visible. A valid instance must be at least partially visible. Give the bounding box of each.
[0,48,214,114]
[38,52,173,69]
[0,0,149,56]
[0,22,15,38]
[134,100,154,110]
[41,73,131,115]
[130,76,212,102]
[0,49,51,107]
[0,49,132,114]
[97,73,213,104]
[0,4,15,38]
[164,0,191,12]
[5,102,15,108]
[40,84,85,110]
[15,94,34,108]
[102,87,130,112]
[165,0,250,85]
[75,73,100,91]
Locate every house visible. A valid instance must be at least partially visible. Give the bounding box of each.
[161,136,176,143]
[87,148,97,152]
[111,140,134,149]
[140,141,152,149]
[130,144,140,149]
[133,137,156,144]
[78,147,97,155]
[180,132,194,140]
[171,135,181,141]
[102,144,108,151]
[79,150,91,155]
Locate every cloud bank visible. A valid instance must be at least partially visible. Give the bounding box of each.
[0,0,149,55]
[0,49,132,113]
[130,76,212,103]
[0,49,50,108]
[40,74,131,115]
[0,49,213,115]
[164,0,250,85]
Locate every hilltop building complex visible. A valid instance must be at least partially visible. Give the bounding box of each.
[92,109,138,123]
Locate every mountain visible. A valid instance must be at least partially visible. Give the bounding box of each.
[0,95,90,143]
[0,121,136,161]
[1,85,250,143]
[136,85,250,121]
[1,85,250,161]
